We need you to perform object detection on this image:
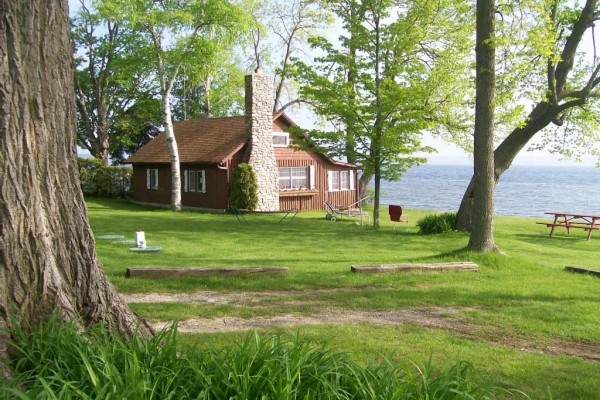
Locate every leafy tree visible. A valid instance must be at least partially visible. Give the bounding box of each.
[170,61,246,120]
[229,163,259,210]
[468,0,497,251]
[455,0,600,230]
[109,95,162,164]
[0,0,152,372]
[100,0,256,211]
[72,0,157,165]
[248,0,330,113]
[294,0,472,227]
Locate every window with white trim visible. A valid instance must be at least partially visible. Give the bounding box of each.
[272,132,289,147]
[184,170,206,193]
[279,166,311,189]
[328,170,354,191]
[146,168,158,190]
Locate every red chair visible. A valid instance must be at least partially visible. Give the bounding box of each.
[388,205,409,230]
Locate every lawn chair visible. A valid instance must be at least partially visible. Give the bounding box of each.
[324,200,370,225]
[388,205,409,230]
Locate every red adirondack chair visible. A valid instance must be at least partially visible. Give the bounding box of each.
[388,205,409,230]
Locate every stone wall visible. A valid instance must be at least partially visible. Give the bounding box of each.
[245,71,279,211]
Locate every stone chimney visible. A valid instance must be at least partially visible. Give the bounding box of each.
[245,70,279,211]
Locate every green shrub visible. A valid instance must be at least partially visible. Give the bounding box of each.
[77,158,132,198]
[78,157,104,195]
[1,318,527,399]
[417,212,457,234]
[229,163,258,210]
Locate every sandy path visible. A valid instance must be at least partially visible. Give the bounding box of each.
[122,290,600,361]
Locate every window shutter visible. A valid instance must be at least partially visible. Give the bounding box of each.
[309,165,316,190]
[183,170,188,192]
[349,170,355,190]
[146,169,150,189]
[327,171,333,191]
[201,170,206,193]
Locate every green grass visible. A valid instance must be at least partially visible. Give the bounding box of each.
[85,198,600,399]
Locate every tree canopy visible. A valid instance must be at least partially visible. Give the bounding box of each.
[294,0,473,227]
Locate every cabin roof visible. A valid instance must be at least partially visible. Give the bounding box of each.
[125,116,247,165]
[125,113,357,168]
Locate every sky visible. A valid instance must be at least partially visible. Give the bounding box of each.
[420,135,597,167]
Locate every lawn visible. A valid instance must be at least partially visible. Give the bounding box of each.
[89,198,600,399]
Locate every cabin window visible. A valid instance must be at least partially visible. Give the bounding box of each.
[279,167,309,189]
[184,170,206,193]
[328,170,354,191]
[272,132,289,147]
[146,168,159,190]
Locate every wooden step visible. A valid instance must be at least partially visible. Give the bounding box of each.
[565,266,600,278]
[126,266,289,278]
[351,262,478,273]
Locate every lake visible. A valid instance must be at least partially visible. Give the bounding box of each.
[378,164,600,218]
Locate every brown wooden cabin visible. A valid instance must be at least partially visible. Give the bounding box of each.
[125,113,359,212]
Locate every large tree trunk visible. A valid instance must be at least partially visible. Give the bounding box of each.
[455,102,561,231]
[468,0,497,251]
[0,0,153,367]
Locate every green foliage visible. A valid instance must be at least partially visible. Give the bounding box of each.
[417,212,457,234]
[72,2,158,161]
[293,0,473,225]
[78,158,132,198]
[229,163,258,210]
[1,318,522,399]
[110,95,162,164]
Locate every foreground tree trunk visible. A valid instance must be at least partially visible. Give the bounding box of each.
[0,0,153,368]
[468,0,497,251]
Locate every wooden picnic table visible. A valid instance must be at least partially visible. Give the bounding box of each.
[537,212,600,240]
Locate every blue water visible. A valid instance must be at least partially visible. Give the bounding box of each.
[379,164,600,218]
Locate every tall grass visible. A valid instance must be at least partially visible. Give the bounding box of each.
[1,318,527,399]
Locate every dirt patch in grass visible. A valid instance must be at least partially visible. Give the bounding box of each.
[123,290,600,362]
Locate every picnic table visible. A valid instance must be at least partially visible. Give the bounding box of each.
[537,212,600,240]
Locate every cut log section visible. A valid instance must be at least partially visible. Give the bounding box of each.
[126,266,288,278]
[351,262,478,273]
[565,266,600,278]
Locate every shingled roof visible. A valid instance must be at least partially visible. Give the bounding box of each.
[125,116,248,165]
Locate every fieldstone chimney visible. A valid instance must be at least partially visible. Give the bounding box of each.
[245,70,279,211]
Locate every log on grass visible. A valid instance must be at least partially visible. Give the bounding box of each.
[351,262,478,273]
[126,266,289,279]
[565,266,600,278]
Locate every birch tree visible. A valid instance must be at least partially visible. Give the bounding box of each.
[100,0,255,211]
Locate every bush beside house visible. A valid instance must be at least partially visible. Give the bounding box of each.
[229,163,258,210]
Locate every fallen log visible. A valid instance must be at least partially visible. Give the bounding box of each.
[351,262,478,273]
[126,266,289,279]
[565,266,600,278]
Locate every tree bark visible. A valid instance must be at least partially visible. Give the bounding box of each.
[162,92,182,211]
[468,0,497,251]
[0,0,153,368]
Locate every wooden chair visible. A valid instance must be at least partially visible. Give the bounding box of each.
[388,205,409,230]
